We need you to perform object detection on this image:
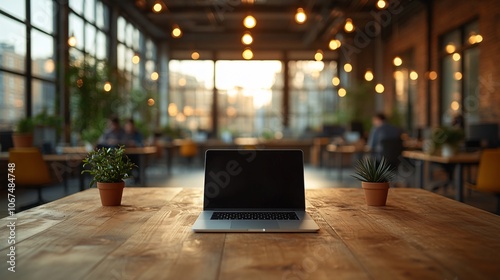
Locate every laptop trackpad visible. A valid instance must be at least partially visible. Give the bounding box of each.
[230,221,279,230]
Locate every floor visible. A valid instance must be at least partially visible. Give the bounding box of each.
[0,162,498,218]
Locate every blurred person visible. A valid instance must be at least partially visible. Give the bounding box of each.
[98,116,125,147]
[123,118,144,147]
[367,113,402,154]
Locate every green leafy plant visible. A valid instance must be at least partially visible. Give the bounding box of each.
[432,126,464,148]
[82,146,137,187]
[15,117,34,134]
[351,157,394,182]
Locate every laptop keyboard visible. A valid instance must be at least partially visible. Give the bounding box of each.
[210,212,299,220]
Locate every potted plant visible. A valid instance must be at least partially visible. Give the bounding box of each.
[12,117,34,147]
[82,146,136,206]
[432,127,464,157]
[351,157,395,206]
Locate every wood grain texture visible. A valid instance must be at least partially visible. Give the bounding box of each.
[1,188,499,280]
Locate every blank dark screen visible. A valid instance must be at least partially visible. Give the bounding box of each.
[203,150,305,210]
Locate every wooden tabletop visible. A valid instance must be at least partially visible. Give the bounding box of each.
[62,146,157,155]
[0,152,86,162]
[402,150,481,164]
[1,188,499,279]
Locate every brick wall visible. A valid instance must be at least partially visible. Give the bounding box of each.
[380,0,500,129]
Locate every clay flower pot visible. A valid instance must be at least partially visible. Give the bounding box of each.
[97,181,125,206]
[12,133,34,147]
[362,182,389,206]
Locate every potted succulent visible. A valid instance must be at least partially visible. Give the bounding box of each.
[82,146,136,206]
[352,157,395,206]
[12,117,34,147]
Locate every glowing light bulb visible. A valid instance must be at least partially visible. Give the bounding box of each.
[338,88,346,97]
[393,56,402,66]
[364,70,374,81]
[150,72,159,81]
[332,77,340,86]
[328,39,341,50]
[344,18,354,33]
[243,15,256,29]
[172,25,182,38]
[375,83,384,93]
[410,71,418,80]
[295,8,307,24]
[314,50,323,61]
[242,48,253,60]
[132,54,140,64]
[344,63,352,73]
[241,32,253,45]
[153,2,162,13]
[147,98,155,106]
[445,43,456,54]
[68,34,77,47]
[376,0,387,9]
[103,82,112,92]
[452,53,461,61]
[191,51,200,60]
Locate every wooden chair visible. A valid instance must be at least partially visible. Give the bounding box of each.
[8,148,53,206]
[179,139,198,166]
[467,149,500,214]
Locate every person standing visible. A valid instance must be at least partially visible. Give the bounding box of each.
[123,118,144,147]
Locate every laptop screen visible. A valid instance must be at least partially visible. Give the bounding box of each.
[203,150,306,210]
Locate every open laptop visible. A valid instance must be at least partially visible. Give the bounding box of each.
[192,149,320,232]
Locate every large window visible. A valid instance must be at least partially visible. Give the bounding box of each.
[168,60,214,133]
[392,50,416,132]
[289,61,338,137]
[0,0,56,128]
[440,21,480,126]
[168,59,340,138]
[216,60,283,138]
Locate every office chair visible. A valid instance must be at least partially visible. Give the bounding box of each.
[380,138,404,171]
[467,149,500,214]
[8,148,53,206]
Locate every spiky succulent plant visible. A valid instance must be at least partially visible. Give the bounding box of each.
[351,157,395,182]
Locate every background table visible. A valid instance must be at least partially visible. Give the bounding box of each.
[402,150,481,201]
[1,188,499,279]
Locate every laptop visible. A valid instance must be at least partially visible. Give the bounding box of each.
[192,149,320,232]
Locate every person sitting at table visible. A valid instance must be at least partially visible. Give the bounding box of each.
[97,116,125,148]
[367,113,402,163]
[123,118,144,147]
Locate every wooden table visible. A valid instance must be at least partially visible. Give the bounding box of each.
[2,188,498,279]
[63,146,158,186]
[402,150,481,202]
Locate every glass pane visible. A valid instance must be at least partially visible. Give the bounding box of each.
[117,43,125,70]
[133,28,141,50]
[32,79,56,115]
[96,1,109,30]
[117,16,126,42]
[441,30,461,55]
[85,23,96,55]
[96,30,107,60]
[126,23,133,47]
[69,48,84,67]
[31,0,54,34]
[69,13,84,50]
[31,30,55,79]
[464,47,480,124]
[0,72,26,126]
[69,0,84,15]
[0,15,26,72]
[0,1,25,21]
[126,47,134,72]
[85,0,95,23]
[441,55,462,125]
[170,60,214,89]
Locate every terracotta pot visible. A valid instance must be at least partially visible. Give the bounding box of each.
[361,182,390,206]
[12,133,33,147]
[97,181,125,206]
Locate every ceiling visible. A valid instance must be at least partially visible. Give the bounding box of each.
[110,0,423,59]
